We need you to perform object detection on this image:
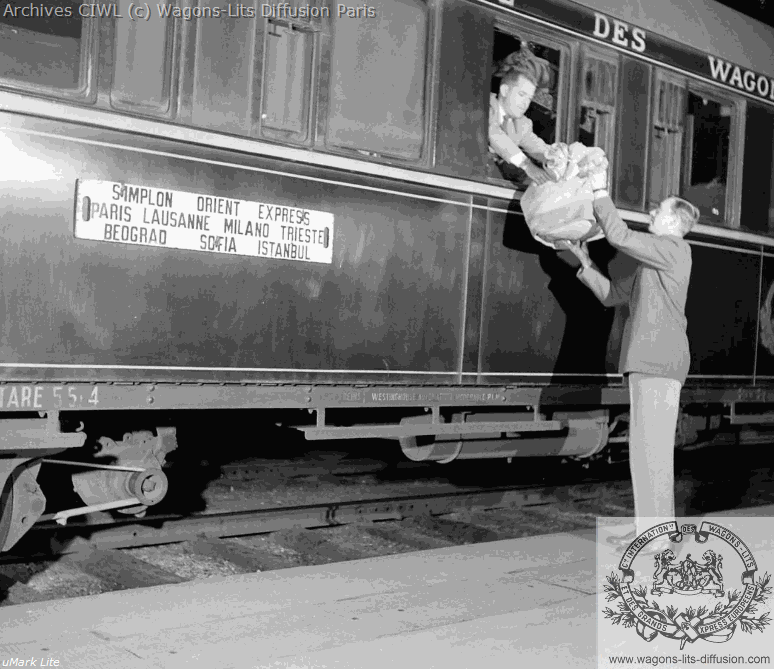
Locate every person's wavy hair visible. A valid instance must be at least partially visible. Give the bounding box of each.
[495,47,552,91]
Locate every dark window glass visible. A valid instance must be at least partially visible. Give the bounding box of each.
[326,0,427,160]
[0,0,84,89]
[614,58,650,209]
[740,103,774,234]
[681,92,731,224]
[648,75,734,226]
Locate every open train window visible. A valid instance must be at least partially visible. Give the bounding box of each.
[648,72,740,227]
[325,0,429,161]
[0,0,88,91]
[489,28,563,187]
[740,102,774,235]
[682,92,734,225]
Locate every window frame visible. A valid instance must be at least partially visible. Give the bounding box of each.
[255,10,323,146]
[0,14,97,101]
[645,69,747,229]
[682,78,745,229]
[485,17,573,187]
[647,68,687,212]
[740,101,774,235]
[575,44,619,165]
[102,13,181,117]
[313,0,438,166]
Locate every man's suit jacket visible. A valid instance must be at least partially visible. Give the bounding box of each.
[577,196,692,385]
[488,93,549,165]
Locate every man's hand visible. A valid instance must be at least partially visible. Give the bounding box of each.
[522,161,552,186]
[589,168,607,192]
[556,240,591,269]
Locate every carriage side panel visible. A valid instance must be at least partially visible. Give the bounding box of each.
[683,244,758,381]
[0,116,469,383]
[478,200,619,382]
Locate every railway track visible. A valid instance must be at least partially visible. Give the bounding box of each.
[0,467,633,607]
[2,439,773,608]
[13,480,612,557]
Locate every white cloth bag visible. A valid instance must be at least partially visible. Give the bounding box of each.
[520,143,608,249]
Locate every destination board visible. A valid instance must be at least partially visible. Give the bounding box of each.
[74,180,335,264]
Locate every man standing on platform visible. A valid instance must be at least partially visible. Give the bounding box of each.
[561,179,699,546]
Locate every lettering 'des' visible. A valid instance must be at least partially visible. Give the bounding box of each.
[592,13,646,53]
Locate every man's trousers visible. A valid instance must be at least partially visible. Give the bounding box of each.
[627,372,682,533]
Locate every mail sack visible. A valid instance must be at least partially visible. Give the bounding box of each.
[520,143,608,249]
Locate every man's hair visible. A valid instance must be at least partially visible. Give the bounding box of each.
[498,53,551,90]
[501,66,538,89]
[668,197,700,236]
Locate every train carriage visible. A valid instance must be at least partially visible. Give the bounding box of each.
[0,0,773,551]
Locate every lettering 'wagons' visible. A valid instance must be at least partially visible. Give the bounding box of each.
[0,0,773,551]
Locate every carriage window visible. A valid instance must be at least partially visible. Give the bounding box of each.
[578,51,617,156]
[615,57,650,209]
[261,20,315,140]
[192,4,259,134]
[111,11,174,112]
[648,74,735,226]
[489,29,562,186]
[681,92,732,225]
[648,75,685,209]
[0,0,85,89]
[326,0,428,160]
[740,102,774,234]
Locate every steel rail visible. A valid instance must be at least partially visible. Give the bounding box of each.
[3,482,609,561]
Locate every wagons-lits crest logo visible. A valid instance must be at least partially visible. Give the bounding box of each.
[651,549,724,597]
[603,521,771,648]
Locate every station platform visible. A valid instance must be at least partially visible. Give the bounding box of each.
[2,505,773,669]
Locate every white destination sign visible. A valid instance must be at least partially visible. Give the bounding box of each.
[74,180,335,264]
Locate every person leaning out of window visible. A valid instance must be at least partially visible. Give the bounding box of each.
[489,50,552,186]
